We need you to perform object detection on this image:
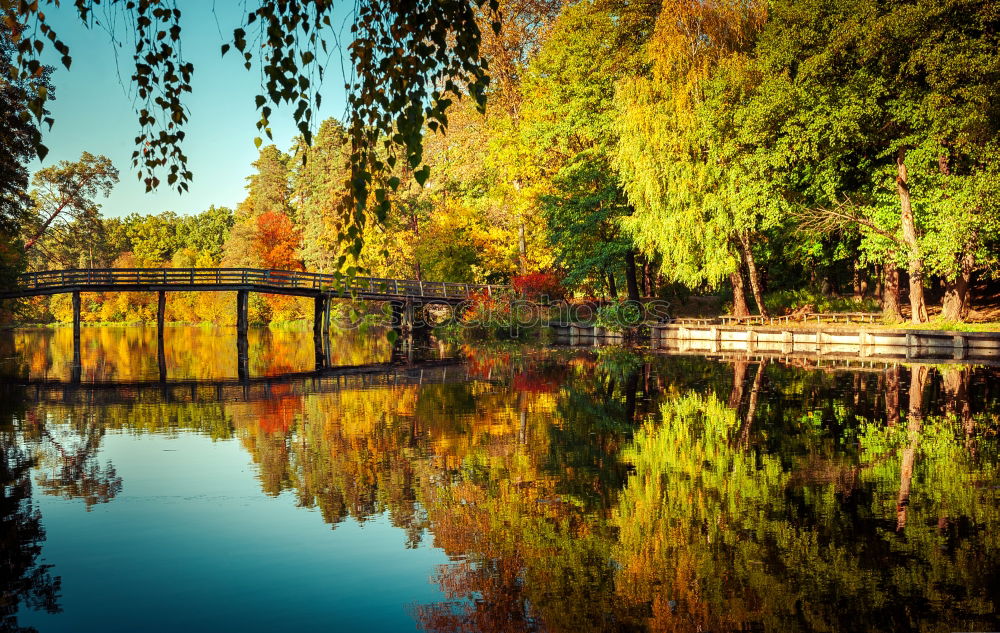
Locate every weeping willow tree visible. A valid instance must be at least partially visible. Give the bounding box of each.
[614,1,776,316]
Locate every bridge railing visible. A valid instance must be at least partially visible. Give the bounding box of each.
[16,268,503,300]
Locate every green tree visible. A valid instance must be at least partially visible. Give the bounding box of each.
[123,212,180,265]
[22,152,118,267]
[522,0,656,299]
[758,0,1000,322]
[34,215,113,269]
[291,119,351,273]
[237,145,293,220]
[0,24,51,286]
[174,206,235,264]
[224,145,295,269]
[613,0,770,315]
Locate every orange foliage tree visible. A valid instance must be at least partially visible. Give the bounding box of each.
[254,211,303,271]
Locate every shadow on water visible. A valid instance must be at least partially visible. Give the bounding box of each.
[1,394,62,633]
[0,326,998,632]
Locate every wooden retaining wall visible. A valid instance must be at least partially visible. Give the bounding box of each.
[549,323,1000,364]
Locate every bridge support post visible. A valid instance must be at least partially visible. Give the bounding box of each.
[72,290,81,342]
[157,331,167,383]
[324,296,332,337]
[237,335,249,383]
[390,298,418,331]
[72,290,81,378]
[157,291,166,337]
[236,290,249,337]
[390,300,404,330]
[313,295,328,339]
[236,290,249,381]
[313,295,330,371]
[410,302,432,340]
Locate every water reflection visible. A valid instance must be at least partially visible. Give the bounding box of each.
[1,328,998,632]
[1,399,62,633]
[0,325,431,382]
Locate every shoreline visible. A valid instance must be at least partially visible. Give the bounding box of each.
[551,322,1000,364]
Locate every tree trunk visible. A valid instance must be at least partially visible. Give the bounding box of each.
[728,361,749,410]
[410,207,422,281]
[885,364,900,427]
[941,250,975,321]
[636,254,647,297]
[874,264,883,298]
[820,275,833,297]
[739,235,769,317]
[518,221,527,275]
[943,368,976,455]
[643,258,654,298]
[896,148,928,323]
[23,174,97,252]
[730,269,750,317]
[852,259,868,300]
[882,265,903,322]
[897,364,928,531]
[739,360,767,446]
[607,271,618,299]
[624,250,641,303]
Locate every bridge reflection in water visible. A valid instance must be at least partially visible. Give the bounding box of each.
[14,359,474,406]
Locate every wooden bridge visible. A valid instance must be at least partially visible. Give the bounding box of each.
[0,268,503,373]
[3,268,500,301]
[2,267,501,329]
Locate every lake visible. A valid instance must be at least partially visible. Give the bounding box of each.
[1,325,998,632]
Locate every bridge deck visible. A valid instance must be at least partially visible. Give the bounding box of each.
[0,268,502,303]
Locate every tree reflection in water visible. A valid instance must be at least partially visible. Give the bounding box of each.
[27,409,122,509]
[1,401,62,633]
[1,332,999,632]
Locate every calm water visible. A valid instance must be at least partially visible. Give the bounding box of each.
[1,326,999,633]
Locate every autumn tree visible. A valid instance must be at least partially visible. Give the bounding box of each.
[522,0,657,299]
[255,210,303,270]
[224,145,295,269]
[614,0,770,315]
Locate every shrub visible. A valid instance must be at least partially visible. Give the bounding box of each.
[462,290,515,330]
[763,288,880,315]
[595,301,644,332]
[512,272,564,302]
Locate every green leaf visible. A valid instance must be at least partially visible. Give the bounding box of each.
[413,165,430,186]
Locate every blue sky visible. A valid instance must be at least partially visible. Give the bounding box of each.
[29,2,352,218]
